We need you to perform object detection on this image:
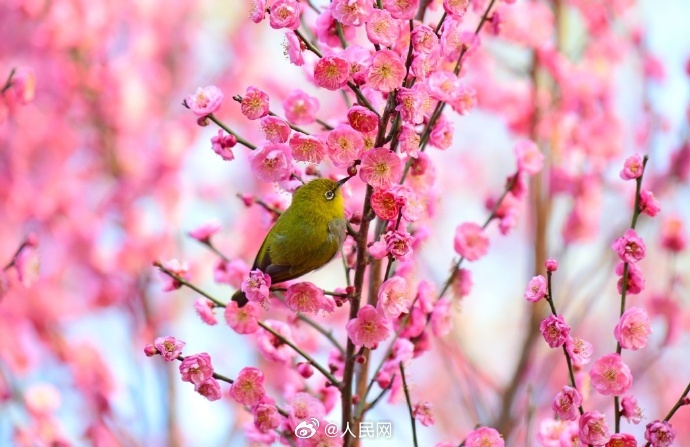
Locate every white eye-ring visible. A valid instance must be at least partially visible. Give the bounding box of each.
[324,190,335,200]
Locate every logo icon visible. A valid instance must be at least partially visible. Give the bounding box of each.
[294,418,320,439]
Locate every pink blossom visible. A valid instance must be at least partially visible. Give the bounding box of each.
[249,0,266,23]
[579,411,611,446]
[615,307,651,350]
[224,300,260,334]
[241,269,272,306]
[229,367,266,406]
[454,222,489,261]
[465,426,505,447]
[399,123,421,158]
[413,401,435,426]
[612,229,646,263]
[606,433,637,447]
[660,215,687,252]
[287,392,326,428]
[327,124,365,167]
[443,0,470,17]
[195,377,221,401]
[536,418,571,446]
[269,0,301,30]
[316,9,356,48]
[431,299,453,337]
[359,148,403,188]
[210,129,236,160]
[514,140,544,175]
[539,314,570,348]
[428,70,461,103]
[9,67,36,105]
[370,188,400,220]
[382,0,419,20]
[256,320,295,362]
[411,24,439,54]
[284,31,305,66]
[283,89,319,125]
[396,87,426,124]
[346,305,391,349]
[411,51,440,81]
[452,268,473,298]
[214,258,249,288]
[285,282,334,314]
[297,362,314,378]
[160,259,189,292]
[616,261,645,295]
[314,56,350,91]
[14,245,40,287]
[365,9,399,47]
[179,353,214,386]
[289,133,327,164]
[188,222,222,244]
[524,275,547,302]
[389,184,423,222]
[620,154,644,180]
[24,383,61,415]
[241,86,270,120]
[193,298,218,325]
[260,116,291,143]
[186,85,223,116]
[331,0,373,27]
[429,117,454,150]
[566,337,593,366]
[385,230,415,261]
[377,276,411,319]
[366,50,406,93]
[552,386,582,421]
[448,84,477,115]
[590,353,633,396]
[639,189,660,217]
[369,236,388,259]
[644,420,676,447]
[347,105,378,133]
[253,402,281,432]
[620,395,643,425]
[248,142,292,183]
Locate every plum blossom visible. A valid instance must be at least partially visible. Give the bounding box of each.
[539,314,570,348]
[566,337,593,366]
[359,148,403,188]
[241,269,272,306]
[514,140,544,175]
[524,275,547,302]
[224,301,260,334]
[620,395,643,425]
[579,411,611,446]
[590,353,633,396]
[413,401,435,426]
[248,142,292,183]
[644,421,676,447]
[283,89,319,125]
[453,222,489,261]
[614,307,651,350]
[256,320,295,362]
[552,386,582,421]
[179,353,214,386]
[365,9,399,46]
[314,56,350,91]
[153,336,185,361]
[346,305,391,348]
[377,276,411,319]
[269,0,301,30]
[289,133,326,164]
[186,85,223,116]
[241,86,270,120]
[327,124,365,167]
[331,0,373,27]
[195,378,221,401]
[160,259,189,292]
[465,427,504,447]
[366,50,406,93]
[285,282,335,314]
[620,154,644,180]
[229,367,266,406]
[193,298,217,325]
[612,229,646,263]
[210,130,236,160]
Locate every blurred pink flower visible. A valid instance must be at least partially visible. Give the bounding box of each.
[283,89,319,125]
[382,0,419,20]
[639,189,660,217]
[285,282,334,314]
[443,0,469,17]
[454,222,489,261]
[260,116,291,144]
[620,395,643,425]
[248,142,292,182]
[193,298,217,325]
[14,244,40,287]
[24,383,61,416]
[377,276,411,319]
[287,392,325,428]
[253,402,281,432]
[660,215,687,252]
[160,259,189,292]
[399,123,421,158]
[524,275,547,302]
[224,300,260,334]
[188,220,221,243]
[514,140,544,175]
[256,320,295,362]
[249,0,266,23]
[429,117,454,150]
[616,261,645,295]
[413,401,435,426]
[566,337,593,366]
[284,31,305,66]
[214,258,249,288]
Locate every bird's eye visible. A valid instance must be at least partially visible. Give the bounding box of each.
[324,190,335,200]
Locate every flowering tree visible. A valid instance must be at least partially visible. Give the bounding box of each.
[2,0,690,446]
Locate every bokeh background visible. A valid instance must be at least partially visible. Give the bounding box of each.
[1,0,690,446]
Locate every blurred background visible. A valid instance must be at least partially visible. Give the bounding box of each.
[1,0,690,446]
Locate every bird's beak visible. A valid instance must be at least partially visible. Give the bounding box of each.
[335,175,353,189]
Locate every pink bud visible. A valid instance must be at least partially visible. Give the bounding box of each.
[297,362,314,378]
[545,259,558,272]
[144,344,158,357]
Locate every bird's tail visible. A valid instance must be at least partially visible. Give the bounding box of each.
[231,289,249,307]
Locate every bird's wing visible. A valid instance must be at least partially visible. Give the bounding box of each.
[327,218,347,261]
[253,231,297,284]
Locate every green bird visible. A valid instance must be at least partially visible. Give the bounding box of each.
[231,176,351,307]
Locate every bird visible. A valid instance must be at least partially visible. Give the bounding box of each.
[231,176,351,307]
